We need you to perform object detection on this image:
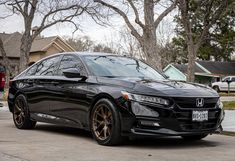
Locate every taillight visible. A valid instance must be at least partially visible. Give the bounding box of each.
[9,80,13,87]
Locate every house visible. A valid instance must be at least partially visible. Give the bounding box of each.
[163,61,235,85]
[0,32,75,76]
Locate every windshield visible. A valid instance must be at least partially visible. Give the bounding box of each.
[83,55,165,80]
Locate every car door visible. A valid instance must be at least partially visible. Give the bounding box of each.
[230,77,235,91]
[220,77,230,91]
[49,54,90,128]
[27,55,62,118]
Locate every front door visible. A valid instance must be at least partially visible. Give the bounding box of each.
[49,54,90,128]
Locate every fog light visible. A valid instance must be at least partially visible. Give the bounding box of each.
[140,120,160,127]
[131,102,159,117]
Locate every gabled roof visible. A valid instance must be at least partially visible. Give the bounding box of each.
[164,60,235,77]
[0,32,75,58]
[0,32,22,58]
[30,36,57,52]
[172,64,205,74]
[196,60,235,76]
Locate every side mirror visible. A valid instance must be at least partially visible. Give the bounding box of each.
[226,79,232,83]
[63,68,86,79]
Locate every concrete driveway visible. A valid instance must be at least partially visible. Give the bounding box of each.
[1,107,235,161]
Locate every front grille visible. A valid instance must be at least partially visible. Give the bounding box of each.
[173,97,218,109]
[174,109,221,131]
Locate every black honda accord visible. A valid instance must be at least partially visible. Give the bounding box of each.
[8,52,224,145]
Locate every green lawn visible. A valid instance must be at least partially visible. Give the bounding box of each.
[223,101,235,110]
[219,92,235,97]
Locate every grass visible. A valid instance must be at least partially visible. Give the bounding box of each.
[219,92,235,97]
[222,101,235,110]
[221,131,235,136]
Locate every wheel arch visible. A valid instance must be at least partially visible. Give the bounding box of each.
[8,91,27,113]
[87,93,119,128]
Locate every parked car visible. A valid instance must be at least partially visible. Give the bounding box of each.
[8,52,224,145]
[212,76,235,92]
[0,65,6,92]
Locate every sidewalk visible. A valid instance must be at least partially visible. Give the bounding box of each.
[222,110,235,132]
[0,101,9,112]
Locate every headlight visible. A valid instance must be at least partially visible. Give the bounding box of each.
[121,91,170,106]
[216,98,223,109]
[131,102,159,117]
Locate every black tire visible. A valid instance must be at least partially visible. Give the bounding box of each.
[181,134,208,141]
[13,94,36,129]
[213,86,220,93]
[90,98,123,146]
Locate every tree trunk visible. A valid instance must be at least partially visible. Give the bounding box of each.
[141,0,162,70]
[187,41,199,82]
[141,35,162,70]
[0,37,11,93]
[19,32,33,72]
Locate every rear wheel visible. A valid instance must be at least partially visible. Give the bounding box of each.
[181,134,208,141]
[90,98,123,145]
[13,94,36,129]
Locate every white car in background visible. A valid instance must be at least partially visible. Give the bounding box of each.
[212,76,235,92]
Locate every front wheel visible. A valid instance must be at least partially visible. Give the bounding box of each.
[13,94,36,129]
[90,98,123,145]
[181,134,208,141]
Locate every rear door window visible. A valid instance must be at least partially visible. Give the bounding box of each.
[25,64,38,76]
[35,56,61,76]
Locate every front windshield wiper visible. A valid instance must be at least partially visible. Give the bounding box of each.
[94,56,115,63]
[94,55,107,60]
[101,76,118,78]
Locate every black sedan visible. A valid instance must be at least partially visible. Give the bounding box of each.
[8,52,224,145]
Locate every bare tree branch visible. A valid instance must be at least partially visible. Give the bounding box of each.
[94,0,142,42]
[154,0,177,29]
[127,0,144,29]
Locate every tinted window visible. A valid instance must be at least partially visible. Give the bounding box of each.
[57,55,85,76]
[25,64,38,76]
[35,56,61,76]
[83,55,165,80]
[232,77,235,82]
[223,77,230,82]
[0,65,5,72]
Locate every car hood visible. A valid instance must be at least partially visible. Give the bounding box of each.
[96,77,218,97]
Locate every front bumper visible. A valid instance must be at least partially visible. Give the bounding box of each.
[119,101,224,137]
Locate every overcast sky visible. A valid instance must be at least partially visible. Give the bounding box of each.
[0,4,176,45]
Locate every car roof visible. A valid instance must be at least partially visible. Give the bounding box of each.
[40,52,116,60]
[68,52,114,57]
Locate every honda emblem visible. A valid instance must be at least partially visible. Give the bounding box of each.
[196,98,204,107]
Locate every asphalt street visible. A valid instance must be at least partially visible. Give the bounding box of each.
[0,105,235,161]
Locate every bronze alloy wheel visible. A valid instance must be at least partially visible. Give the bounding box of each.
[13,98,26,126]
[92,104,113,141]
[13,95,36,129]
